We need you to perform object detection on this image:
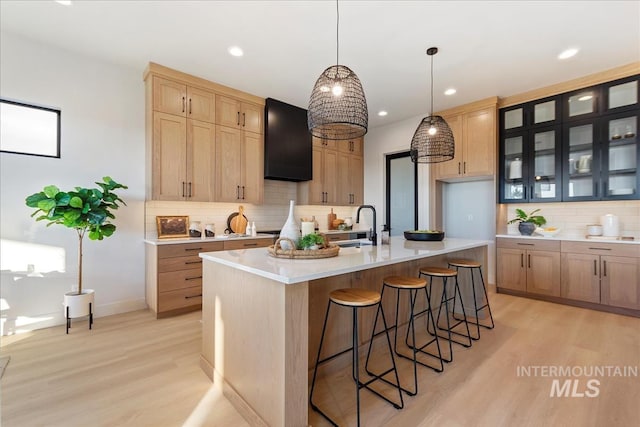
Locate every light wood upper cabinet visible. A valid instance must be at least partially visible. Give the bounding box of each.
[216,95,263,134]
[313,136,338,150]
[338,137,363,156]
[434,99,497,181]
[337,151,363,205]
[152,113,215,201]
[215,125,264,204]
[153,76,215,122]
[298,143,338,205]
[152,112,187,201]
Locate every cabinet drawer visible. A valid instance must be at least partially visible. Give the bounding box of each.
[158,255,202,273]
[324,233,351,242]
[223,238,271,250]
[158,241,223,258]
[158,268,202,292]
[496,237,560,252]
[158,286,202,312]
[561,241,640,258]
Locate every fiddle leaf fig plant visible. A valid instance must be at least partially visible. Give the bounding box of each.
[25,176,128,294]
[507,208,547,227]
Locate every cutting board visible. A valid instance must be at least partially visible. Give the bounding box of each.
[230,205,248,234]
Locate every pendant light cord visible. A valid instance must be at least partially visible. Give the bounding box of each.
[336,0,340,67]
[429,52,434,116]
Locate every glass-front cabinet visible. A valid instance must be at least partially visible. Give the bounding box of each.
[500,96,561,202]
[500,74,639,203]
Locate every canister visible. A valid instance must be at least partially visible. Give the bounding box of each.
[600,214,619,237]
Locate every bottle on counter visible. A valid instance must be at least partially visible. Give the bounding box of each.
[381,224,390,245]
[251,221,257,237]
[312,215,319,231]
[245,222,253,236]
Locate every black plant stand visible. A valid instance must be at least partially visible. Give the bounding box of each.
[66,302,93,334]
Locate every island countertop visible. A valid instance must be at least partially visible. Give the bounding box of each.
[199,236,490,284]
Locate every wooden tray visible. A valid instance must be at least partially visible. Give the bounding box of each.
[268,238,340,259]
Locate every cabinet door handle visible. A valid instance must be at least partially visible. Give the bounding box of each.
[242,112,246,127]
[521,253,524,268]
[182,181,186,197]
[185,260,202,265]
[523,186,527,199]
[182,96,186,113]
[243,243,258,247]
[185,276,202,281]
[588,247,611,251]
[458,162,461,174]
[528,254,531,269]
[185,247,203,251]
[602,260,607,277]
[463,162,467,174]
[593,260,597,276]
[185,294,203,299]
[242,186,245,199]
[188,182,192,198]
[236,185,240,199]
[189,98,192,115]
[237,111,240,126]
[517,243,534,246]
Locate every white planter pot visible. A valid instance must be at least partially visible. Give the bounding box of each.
[64,289,95,318]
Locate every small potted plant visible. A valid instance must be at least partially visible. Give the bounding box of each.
[25,176,127,332]
[507,208,547,236]
[298,233,325,250]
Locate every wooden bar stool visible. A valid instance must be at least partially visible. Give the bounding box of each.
[309,288,404,427]
[366,275,443,396]
[448,259,495,340]
[418,267,472,363]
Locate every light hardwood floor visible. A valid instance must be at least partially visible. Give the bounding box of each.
[1,290,639,427]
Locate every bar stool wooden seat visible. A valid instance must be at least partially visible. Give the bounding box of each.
[418,267,472,363]
[309,288,404,426]
[447,258,495,340]
[366,275,443,396]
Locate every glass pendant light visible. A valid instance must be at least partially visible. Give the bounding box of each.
[410,47,454,163]
[308,0,368,140]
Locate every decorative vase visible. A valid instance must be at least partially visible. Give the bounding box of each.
[518,222,536,236]
[279,200,300,250]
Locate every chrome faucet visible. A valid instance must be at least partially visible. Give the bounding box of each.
[356,205,377,246]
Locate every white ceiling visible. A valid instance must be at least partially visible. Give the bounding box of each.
[1,1,639,129]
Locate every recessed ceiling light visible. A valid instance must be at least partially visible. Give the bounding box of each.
[228,46,244,57]
[378,111,388,117]
[55,0,72,5]
[444,88,457,96]
[558,48,578,60]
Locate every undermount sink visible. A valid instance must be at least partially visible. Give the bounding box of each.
[335,239,373,248]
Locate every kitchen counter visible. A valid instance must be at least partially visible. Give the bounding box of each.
[144,234,273,245]
[199,236,489,426]
[496,233,639,245]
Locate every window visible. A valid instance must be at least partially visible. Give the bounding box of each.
[1,99,61,158]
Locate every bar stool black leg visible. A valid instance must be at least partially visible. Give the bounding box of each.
[309,300,337,426]
[451,265,495,340]
[478,267,495,330]
[404,288,444,373]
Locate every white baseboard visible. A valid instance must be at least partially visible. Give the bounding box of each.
[1,298,148,336]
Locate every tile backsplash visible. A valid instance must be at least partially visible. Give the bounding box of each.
[144,180,372,239]
[498,200,640,239]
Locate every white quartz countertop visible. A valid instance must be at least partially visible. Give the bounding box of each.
[144,234,273,245]
[496,234,639,245]
[199,236,489,284]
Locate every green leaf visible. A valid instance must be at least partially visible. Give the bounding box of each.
[69,196,83,208]
[64,210,81,222]
[88,230,102,240]
[37,199,57,212]
[26,192,47,208]
[101,224,116,237]
[43,185,59,198]
[55,192,71,206]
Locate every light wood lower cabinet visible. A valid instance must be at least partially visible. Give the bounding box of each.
[146,238,272,318]
[496,238,560,297]
[561,241,640,310]
[497,238,640,314]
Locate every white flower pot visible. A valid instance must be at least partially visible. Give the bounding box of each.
[64,289,95,318]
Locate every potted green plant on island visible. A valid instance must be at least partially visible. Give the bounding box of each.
[298,233,325,250]
[25,177,127,332]
[507,208,546,236]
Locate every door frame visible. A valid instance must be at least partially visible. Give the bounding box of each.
[385,151,418,233]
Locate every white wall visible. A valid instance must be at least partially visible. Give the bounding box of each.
[363,115,432,229]
[0,32,146,335]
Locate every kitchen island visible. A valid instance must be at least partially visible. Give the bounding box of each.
[199,236,489,427]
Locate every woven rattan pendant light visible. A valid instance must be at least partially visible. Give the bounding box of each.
[410,47,454,163]
[308,0,368,140]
